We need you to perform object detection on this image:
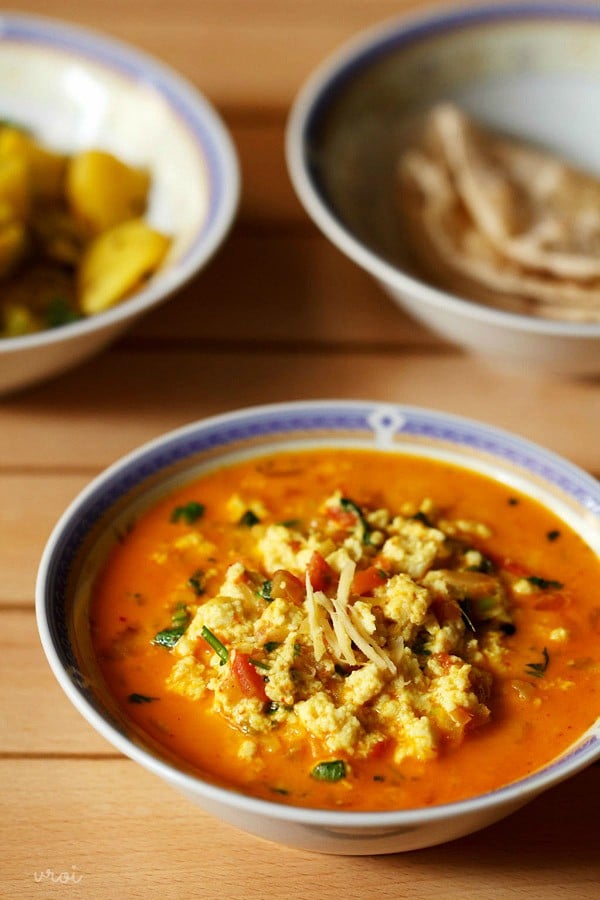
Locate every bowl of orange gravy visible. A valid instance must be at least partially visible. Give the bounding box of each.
[36,401,600,854]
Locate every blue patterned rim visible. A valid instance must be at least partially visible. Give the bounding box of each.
[302,2,600,160]
[0,13,238,312]
[36,401,600,824]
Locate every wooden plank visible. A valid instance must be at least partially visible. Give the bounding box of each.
[132,229,435,344]
[0,474,93,604]
[3,757,599,897]
[0,609,112,754]
[1,348,599,473]
[13,1,428,114]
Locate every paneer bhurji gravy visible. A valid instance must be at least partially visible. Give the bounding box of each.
[89,449,600,811]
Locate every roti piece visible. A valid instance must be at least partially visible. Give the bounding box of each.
[397,105,600,321]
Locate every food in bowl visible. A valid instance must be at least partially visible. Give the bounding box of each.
[0,124,170,337]
[285,2,600,374]
[37,402,600,853]
[399,104,600,322]
[0,13,239,395]
[89,445,600,812]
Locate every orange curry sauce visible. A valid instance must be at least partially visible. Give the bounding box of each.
[89,449,600,811]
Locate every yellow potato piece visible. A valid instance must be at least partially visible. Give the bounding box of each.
[0,127,67,201]
[0,153,30,223]
[78,218,170,315]
[66,150,150,233]
[0,221,28,278]
[1,302,39,337]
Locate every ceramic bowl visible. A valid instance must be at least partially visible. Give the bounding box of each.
[286,2,600,376]
[36,400,600,855]
[0,13,239,395]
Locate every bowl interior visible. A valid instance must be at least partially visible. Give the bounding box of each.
[38,401,600,824]
[300,5,600,280]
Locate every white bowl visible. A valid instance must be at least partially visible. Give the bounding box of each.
[286,2,600,376]
[0,13,239,395]
[36,400,600,855]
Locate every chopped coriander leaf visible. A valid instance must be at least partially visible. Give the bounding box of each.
[311,760,347,782]
[467,553,494,574]
[264,641,280,653]
[239,510,260,527]
[127,693,158,704]
[412,510,433,527]
[257,579,272,601]
[45,297,81,328]
[249,658,270,671]
[546,530,561,542]
[525,647,550,678]
[201,625,228,664]
[152,625,187,648]
[171,602,190,628]
[340,497,372,544]
[187,570,206,595]
[527,576,564,590]
[170,501,205,525]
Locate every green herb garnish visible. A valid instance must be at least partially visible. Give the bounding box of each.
[258,579,272,601]
[127,693,158,704]
[412,510,434,527]
[170,501,205,524]
[311,760,347,782]
[264,641,280,653]
[340,497,372,544]
[44,297,81,328]
[239,509,260,527]
[187,570,205,596]
[152,626,187,648]
[525,647,550,678]
[201,625,228,665]
[249,658,270,671]
[171,602,190,629]
[527,576,563,590]
[411,636,431,657]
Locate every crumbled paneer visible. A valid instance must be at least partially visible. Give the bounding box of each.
[375,574,431,641]
[382,519,446,578]
[162,488,524,767]
[294,692,363,754]
[167,656,208,700]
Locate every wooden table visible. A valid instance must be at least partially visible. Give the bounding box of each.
[2,1,599,896]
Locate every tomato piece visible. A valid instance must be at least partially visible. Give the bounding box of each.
[326,506,357,529]
[534,593,566,611]
[431,596,462,623]
[501,557,529,578]
[232,651,268,702]
[307,551,336,592]
[271,569,304,605]
[351,566,388,596]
